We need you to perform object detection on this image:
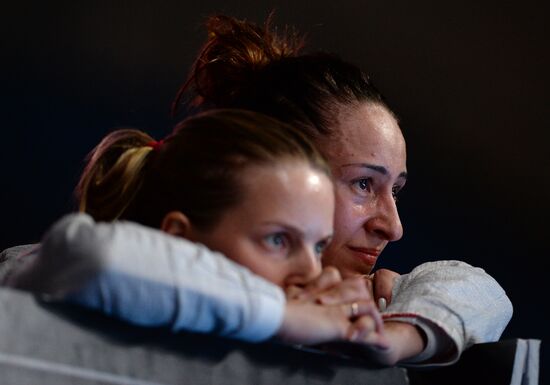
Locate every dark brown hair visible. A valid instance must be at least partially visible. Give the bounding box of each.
[77,109,329,229]
[173,14,395,140]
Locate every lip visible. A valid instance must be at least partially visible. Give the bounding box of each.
[346,246,381,266]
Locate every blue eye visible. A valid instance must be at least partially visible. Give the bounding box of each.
[264,233,288,251]
[314,240,329,256]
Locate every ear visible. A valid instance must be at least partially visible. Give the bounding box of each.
[160,211,192,238]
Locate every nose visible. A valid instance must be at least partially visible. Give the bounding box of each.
[365,193,403,242]
[285,247,322,287]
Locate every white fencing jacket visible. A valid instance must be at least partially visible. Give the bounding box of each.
[1,213,512,365]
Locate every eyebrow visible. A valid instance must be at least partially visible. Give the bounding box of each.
[341,163,408,180]
[262,222,333,240]
[269,222,303,237]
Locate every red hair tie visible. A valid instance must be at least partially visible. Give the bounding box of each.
[147,139,164,151]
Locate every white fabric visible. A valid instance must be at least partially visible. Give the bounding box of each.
[384,260,513,365]
[510,339,540,385]
[3,213,513,365]
[4,213,285,342]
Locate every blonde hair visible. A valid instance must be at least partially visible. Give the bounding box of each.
[76,129,155,221]
[76,109,330,229]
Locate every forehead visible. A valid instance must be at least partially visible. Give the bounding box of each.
[236,160,334,232]
[320,103,407,171]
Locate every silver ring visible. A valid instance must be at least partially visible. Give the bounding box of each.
[350,302,359,318]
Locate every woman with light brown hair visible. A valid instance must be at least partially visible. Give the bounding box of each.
[6,109,387,347]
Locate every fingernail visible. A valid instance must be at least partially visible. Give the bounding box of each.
[348,330,359,342]
[378,297,387,312]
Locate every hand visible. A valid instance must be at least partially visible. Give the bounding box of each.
[349,321,426,366]
[276,298,389,347]
[286,266,373,305]
[278,266,388,347]
[287,266,399,311]
[367,268,400,310]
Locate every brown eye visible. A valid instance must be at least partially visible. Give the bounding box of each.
[351,178,372,195]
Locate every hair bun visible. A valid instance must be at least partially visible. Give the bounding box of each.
[173,14,304,114]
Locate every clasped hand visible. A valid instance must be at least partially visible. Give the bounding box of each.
[278,267,395,348]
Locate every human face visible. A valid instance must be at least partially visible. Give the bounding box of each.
[187,160,334,288]
[317,103,407,277]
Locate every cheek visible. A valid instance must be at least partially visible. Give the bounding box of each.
[225,240,288,286]
[332,191,366,244]
[250,260,288,287]
[215,242,247,266]
[208,231,256,267]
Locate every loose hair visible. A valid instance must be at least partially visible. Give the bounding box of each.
[77,109,329,229]
[173,14,395,140]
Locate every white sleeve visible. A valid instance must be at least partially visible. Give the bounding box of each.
[7,213,285,342]
[383,260,513,366]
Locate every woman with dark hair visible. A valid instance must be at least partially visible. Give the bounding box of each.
[166,14,513,365]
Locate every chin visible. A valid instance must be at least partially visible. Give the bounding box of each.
[336,259,374,278]
[323,249,374,277]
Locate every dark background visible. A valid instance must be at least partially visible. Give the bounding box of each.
[1,0,548,379]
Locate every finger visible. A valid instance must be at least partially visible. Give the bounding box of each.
[341,300,380,321]
[285,285,304,300]
[317,277,371,305]
[294,267,342,302]
[347,315,376,341]
[347,316,390,349]
[372,268,400,304]
[305,266,342,293]
[363,275,374,297]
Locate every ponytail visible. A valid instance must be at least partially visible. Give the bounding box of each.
[76,129,156,221]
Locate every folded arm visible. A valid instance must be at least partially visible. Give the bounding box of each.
[4,213,384,347]
[383,260,513,366]
[5,213,285,342]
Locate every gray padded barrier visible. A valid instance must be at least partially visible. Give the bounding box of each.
[0,288,408,385]
[0,287,540,385]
